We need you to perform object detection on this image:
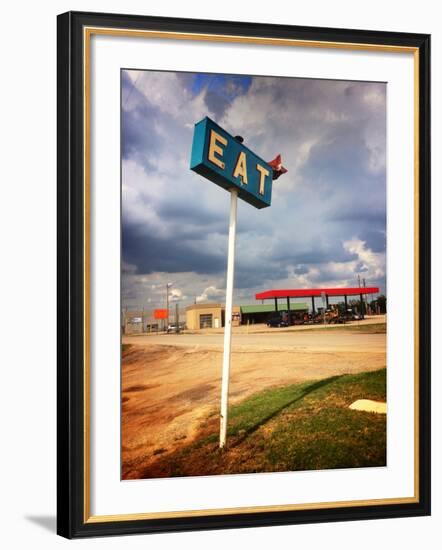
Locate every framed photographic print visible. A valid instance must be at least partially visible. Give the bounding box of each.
[57,11,431,538]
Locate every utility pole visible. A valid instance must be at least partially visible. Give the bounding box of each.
[357,274,363,317]
[362,278,369,314]
[166,282,172,332]
[123,306,128,335]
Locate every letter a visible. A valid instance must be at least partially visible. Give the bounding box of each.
[233,151,248,184]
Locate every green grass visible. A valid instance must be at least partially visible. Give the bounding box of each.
[227,376,342,437]
[139,369,386,478]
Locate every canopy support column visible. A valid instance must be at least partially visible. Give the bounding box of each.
[360,293,365,319]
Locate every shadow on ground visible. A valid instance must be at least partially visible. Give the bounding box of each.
[231,375,342,445]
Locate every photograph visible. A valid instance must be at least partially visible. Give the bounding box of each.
[120,69,388,480]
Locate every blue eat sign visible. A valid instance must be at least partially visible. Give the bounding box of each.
[190,117,273,209]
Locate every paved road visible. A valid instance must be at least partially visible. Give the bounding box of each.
[123,329,386,353]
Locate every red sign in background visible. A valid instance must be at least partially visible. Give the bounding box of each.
[154,309,168,320]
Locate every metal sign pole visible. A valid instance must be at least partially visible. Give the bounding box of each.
[190,118,285,448]
[220,188,238,449]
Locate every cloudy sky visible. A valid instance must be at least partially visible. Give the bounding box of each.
[121,70,386,312]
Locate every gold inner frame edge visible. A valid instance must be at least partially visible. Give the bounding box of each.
[82,26,420,524]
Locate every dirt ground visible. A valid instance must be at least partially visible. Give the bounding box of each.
[121,325,386,479]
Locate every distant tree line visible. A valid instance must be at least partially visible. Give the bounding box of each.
[371,294,387,313]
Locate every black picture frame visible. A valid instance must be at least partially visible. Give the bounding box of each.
[57,10,431,539]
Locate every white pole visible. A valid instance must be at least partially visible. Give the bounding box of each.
[220,188,238,449]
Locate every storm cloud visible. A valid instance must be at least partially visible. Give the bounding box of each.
[121,70,386,309]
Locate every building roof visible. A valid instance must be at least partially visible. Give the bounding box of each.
[241,303,308,314]
[255,287,379,300]
[185,302,222,311]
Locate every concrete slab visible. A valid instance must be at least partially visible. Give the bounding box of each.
[349,399,387,414]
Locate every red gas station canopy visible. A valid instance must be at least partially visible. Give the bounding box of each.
[255,287,379,300]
